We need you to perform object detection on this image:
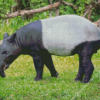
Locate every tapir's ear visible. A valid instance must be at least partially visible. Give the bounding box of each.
[3,33,9,39]
[8,33,16,43]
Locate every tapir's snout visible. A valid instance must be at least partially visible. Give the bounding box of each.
[0,66,6,77]
[0,71,6,77]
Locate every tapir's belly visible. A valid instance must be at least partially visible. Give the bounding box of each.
[41,15,100,56]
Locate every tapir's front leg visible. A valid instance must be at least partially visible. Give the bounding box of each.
[33,50,58,81]
[42,51,58,77]
[33,54,44,81]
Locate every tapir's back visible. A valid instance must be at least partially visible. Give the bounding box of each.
[41,15,100,56]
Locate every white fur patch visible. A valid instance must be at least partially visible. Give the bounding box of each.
[41,15,100,56]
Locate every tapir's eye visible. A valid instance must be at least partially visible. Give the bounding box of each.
[2,51,8,54]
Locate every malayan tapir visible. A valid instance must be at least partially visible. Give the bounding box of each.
[0,15,100,83]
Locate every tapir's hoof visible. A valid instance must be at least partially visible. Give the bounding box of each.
[83,79,90,83]
[51,72,59,77]
[74,78,82,82]
[34,77,42,81]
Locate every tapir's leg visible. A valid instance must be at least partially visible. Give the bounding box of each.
[74,54,85,82]
[42,51,58,77]
[33,54,44,81]
[81,56,94,83]
[76,42,95,83]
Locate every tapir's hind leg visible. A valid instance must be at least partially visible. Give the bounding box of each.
[82,56,94,83]
[74,42,97,83]
[75,55,94,83]
[74,54,85,82]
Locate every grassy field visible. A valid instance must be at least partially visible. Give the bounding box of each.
[0,50,100,100]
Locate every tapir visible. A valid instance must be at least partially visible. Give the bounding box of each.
[0,15,100,83]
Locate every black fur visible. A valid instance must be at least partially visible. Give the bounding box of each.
[73,41,100,83]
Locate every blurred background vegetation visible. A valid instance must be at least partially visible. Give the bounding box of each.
[0,0,100,39]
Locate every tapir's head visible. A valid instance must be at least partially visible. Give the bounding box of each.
[0,33,21,77]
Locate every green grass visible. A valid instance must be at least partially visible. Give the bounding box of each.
[0,51,100,100]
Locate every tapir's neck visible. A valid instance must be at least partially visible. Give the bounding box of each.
[15,20,44,55]
[15,33,33,55]
[16,30,44,55]
[14,35,23,55]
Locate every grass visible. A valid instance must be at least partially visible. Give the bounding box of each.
[0,51,100,100]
